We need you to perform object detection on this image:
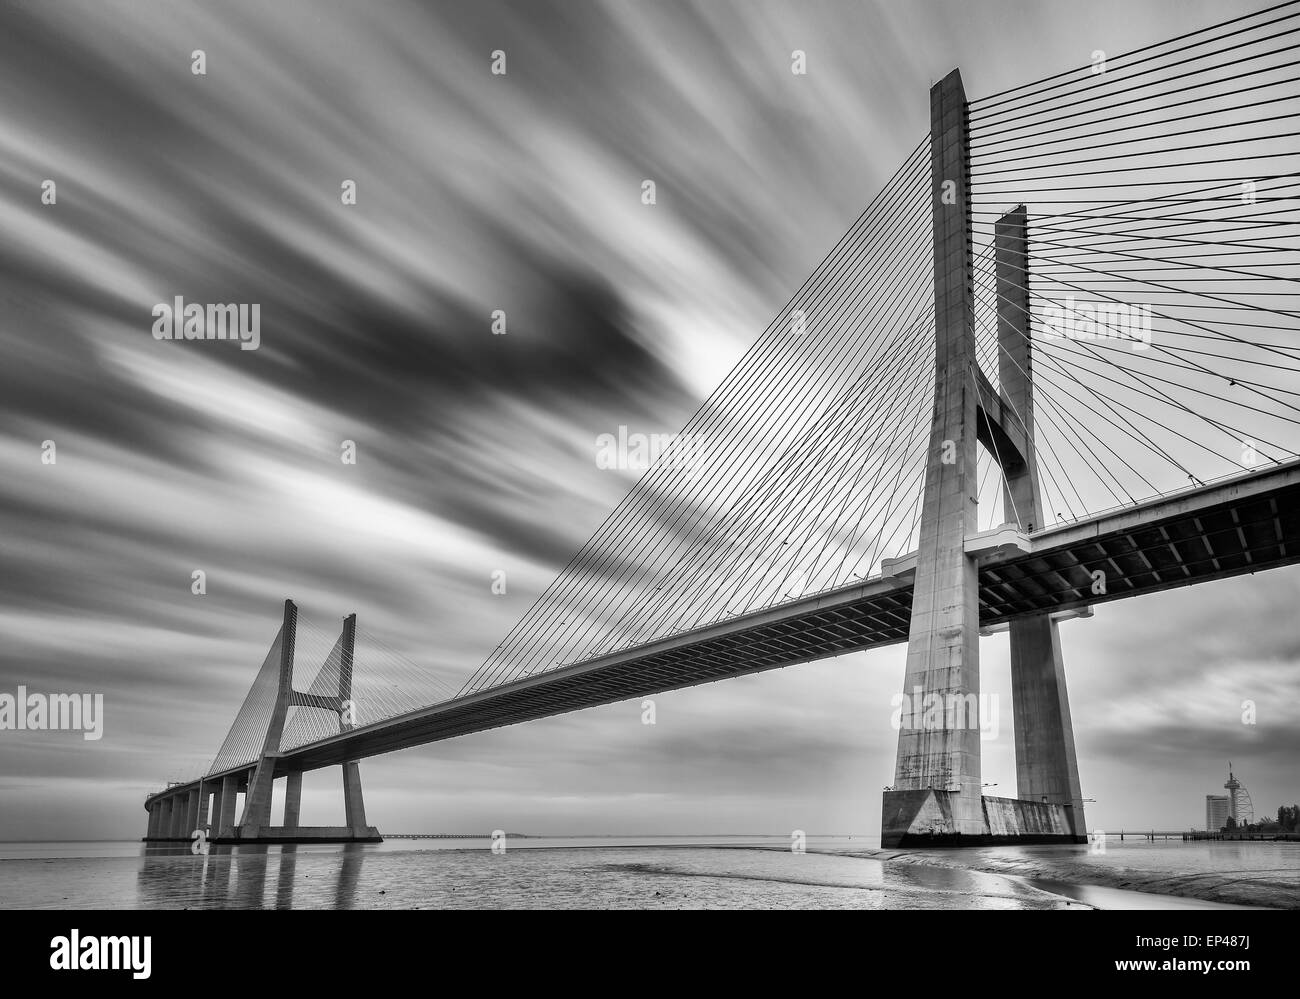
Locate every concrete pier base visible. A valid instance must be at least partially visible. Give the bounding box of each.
[169,796,187,839]
[141,794,196,841]
[342,761,367,834]
[284,771,303,830]
[882,789,1085,847]
[216,825,382,845]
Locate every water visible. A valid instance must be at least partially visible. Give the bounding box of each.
[1,837,1295,909]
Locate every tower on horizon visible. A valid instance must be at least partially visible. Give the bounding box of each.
[1224,764,1242,824]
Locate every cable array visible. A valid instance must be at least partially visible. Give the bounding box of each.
[206,627,284,774]
[966,0,1300,527]
[182,4,1300,762]
[279,619,463,750]
[456,138,936,695]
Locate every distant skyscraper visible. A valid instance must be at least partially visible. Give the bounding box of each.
[1206,794,1228,832]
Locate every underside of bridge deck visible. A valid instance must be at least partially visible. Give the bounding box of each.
[267,465,1300,775]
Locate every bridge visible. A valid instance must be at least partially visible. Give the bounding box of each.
[144,4,1300,848]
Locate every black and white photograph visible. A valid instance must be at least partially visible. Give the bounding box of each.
[0,0,1296,979]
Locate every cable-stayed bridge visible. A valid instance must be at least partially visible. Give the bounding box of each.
[145,4,1300,847]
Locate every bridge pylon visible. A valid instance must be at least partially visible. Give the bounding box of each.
[234,602,380,842]
[142,600,381,844]
[880,69,1086,847]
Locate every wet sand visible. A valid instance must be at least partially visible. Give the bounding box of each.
[825,841,1299,909]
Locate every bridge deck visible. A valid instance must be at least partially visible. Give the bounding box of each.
[248,460,1299,777]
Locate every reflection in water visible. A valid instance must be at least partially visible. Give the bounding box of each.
[335,844,365,909]
[125,842,1066,909]
[1,839,1283,909]
[275,845,297,910]
[136,841,372,909]
[232,845,268,909]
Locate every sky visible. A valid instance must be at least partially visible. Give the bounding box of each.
[0,0,1296,841]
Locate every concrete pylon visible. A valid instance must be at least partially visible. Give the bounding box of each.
[218,774,239,838]
[338,613,370,835]
[239,599,297,835]
[997,206,1086,839]
[190,603,381,844]
[170,795,187,839]
[185,788,200,838]
[284,771,303,830]
[194,782,209,831]
[880,74,1087,847]
[882,68,984,845]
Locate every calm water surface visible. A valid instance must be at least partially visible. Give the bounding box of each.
[0,837,1294,909]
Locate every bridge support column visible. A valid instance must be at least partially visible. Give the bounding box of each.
[337,613,370,835]
[170,796,187,839]
[208,602,381,844]
[195,783,210,831]
[209,784,223,834]
[239,599,297,837]
[146,801,160,840]
[184,789,199,839]
[882,68,985,846]
[996,206,1087,841]
[218,774,239,839]
[284,771,302,830]
[342,763,367,834]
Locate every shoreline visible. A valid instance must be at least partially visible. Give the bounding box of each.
[827,847,1291,910]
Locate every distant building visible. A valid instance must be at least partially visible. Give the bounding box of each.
[1206,794,1228,831]
[1224,768,1241,823]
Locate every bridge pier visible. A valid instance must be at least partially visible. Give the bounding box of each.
[284,771,302,830]
[342,762,367,834]
[209,783,223,834]
[144,604,381,844]
[184,787,200,839]
[996,206,1087,839]
[338,614,371,837]
[881,70,1086,847]
[196,783,211,833]
[882,67,985,845]
[222,606,379,843]
[218,774,240,838]
[238,600,298,838]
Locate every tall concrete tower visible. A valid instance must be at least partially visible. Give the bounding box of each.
[1224,765,1241,823]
